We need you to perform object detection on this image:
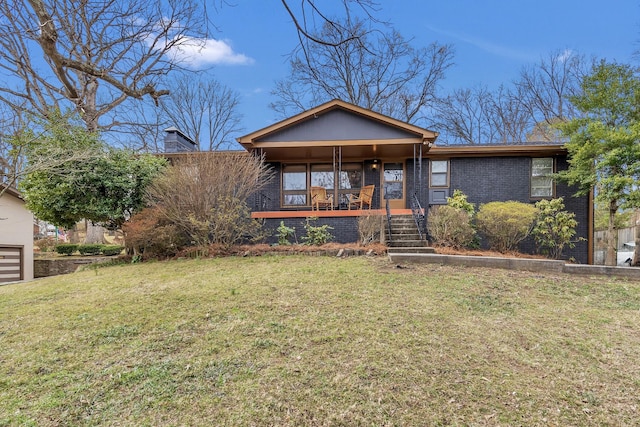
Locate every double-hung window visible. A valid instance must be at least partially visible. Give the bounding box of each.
[282,165,307,206]
[430,160,449,187]
[531,158,554,198]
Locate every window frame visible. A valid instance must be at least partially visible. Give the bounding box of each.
[429,159,450,188]
[280,162,364,208]
[282,164,308,207]
[530,157,555,199]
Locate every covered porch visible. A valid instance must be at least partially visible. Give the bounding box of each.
[237,100,438,223]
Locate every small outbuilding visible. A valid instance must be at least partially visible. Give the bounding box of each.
[0,185,34,283]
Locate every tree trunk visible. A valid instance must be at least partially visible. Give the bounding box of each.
[605,203,617,266]
[84,221,106,244]
[632,222,640,266]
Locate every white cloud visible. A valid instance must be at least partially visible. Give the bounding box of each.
[171,37,254,68]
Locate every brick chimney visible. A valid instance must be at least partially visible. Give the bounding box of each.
[163,127,197,152]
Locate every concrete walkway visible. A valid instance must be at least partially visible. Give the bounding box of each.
[388,253,640,280]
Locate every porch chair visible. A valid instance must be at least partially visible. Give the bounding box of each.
[347,185,375,210]
[310,186,334,210]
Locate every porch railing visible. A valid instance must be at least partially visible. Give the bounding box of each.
[410,192,427,241]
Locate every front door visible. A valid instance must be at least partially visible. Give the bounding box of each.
[383,162,405,209]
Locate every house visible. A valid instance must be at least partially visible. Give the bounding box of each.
[0,185,34,283]
[237,99,592,263]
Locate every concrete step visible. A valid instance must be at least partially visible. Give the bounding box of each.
[389,233,423,240]
[388,240,430,248]
[387,246,436,254]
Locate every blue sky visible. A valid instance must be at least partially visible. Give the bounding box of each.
[181,1,640,137]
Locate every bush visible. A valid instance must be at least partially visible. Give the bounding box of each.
[358,214,383,245]
[476,201,537,252]
[428,205,476,248]
[34,237,57,252]
[78,244,103,255]
[532,197,580,259]
[101,245,124,256]
[300,217,333,245]
[275,221,296,245]
[447,189,475,216]
[55,244,78,255]
[122,206,189,260]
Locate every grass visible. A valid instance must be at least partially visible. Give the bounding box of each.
[1,255,640,425]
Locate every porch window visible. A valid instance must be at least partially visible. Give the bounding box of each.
[282,164,307,206]
[531,158,554,198]
[338,163,363,205]
[430,160,449,187]
[311,164,334,190]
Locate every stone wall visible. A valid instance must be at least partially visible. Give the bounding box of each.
[34,257,111,278]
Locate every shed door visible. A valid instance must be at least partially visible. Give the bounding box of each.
[0,246,23,283]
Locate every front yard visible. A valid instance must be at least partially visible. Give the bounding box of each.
[1,256,639,425]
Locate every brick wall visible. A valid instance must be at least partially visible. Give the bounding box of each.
[443,155,590,263]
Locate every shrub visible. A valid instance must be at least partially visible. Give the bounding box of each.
[34,237,57,252]
[122,206,189,260]
[300,217,333,245]
[275,221,296,245]
[428,205,476,248]
[101,245,124,256]
[78,244,103,255]
[532,197,580,259]
[145,152,272,248]
[447,189,475,216]
[358,214,383,245]
[55,244,78,255]
[476,201,537,252]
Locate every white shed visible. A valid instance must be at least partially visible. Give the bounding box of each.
[0,185,34,283]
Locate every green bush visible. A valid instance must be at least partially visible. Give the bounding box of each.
[101,245,124,256]
[428,205,477,248]
[447,189,475,216]
[301,217,333,245]
[275,221,296,245]
[476,201,537,252]
[55,244,78,255]
[532,197,580,259]
[77,244,103,256]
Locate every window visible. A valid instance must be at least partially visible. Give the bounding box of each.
[281,163,364,207]
[311,164,334,190]
[531,158,554,198]
[282,165,307,206]
[338,163,363,205]
[430,160,449,187]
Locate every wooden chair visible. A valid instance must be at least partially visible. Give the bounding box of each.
[347,185,375,210]
[310,186,334,210]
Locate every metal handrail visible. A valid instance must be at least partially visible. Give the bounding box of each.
[410,192,427,241]
[385,197,392,246]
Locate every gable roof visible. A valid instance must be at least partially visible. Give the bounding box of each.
[237,99,438,149]
[0,183,23,201]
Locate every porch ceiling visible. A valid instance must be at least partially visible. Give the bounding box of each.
[260,141,424,162]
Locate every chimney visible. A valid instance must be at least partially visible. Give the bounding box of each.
[163,127,197,152]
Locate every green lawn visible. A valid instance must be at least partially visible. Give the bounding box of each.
[1,255,640,426]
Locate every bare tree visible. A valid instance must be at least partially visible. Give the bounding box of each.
[158,75,243,151]
[486,85,534,143]
[515,50,587,128]
[432,86,496,144]
[271,17,454,124]
[146,152,273,247]
[0,0,208,133]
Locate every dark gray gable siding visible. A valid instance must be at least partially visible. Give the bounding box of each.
[257,109,418,142]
